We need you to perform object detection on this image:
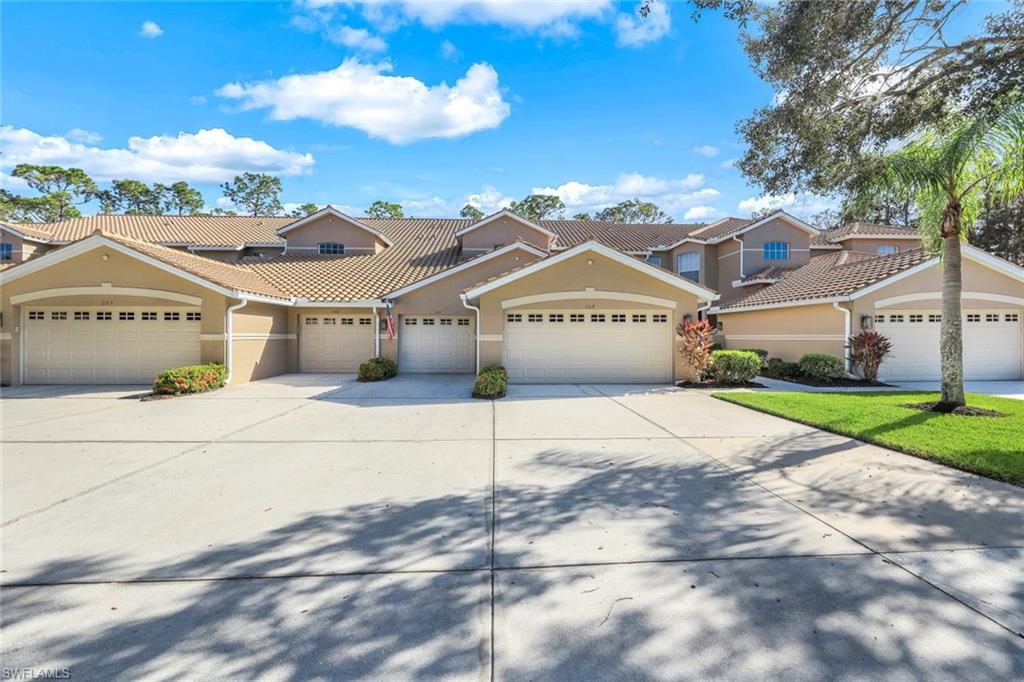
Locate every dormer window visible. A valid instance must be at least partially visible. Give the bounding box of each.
[763,242,789,261]
[317,243,345,255]
[876,244,898,256]
[0,243,12,261]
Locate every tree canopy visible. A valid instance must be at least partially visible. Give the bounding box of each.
[221,173,284,217]
[595,198,671,223]
[508,194,565,221]
[367,200,404,219]
[459,204,484,220]
[9,164,98,221]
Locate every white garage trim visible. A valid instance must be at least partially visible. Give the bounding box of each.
[501,289,677,310]
[874,291,1024,308]
[465,241,719,301]
[10,286,203,306]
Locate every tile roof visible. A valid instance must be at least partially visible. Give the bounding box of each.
[689,217,754,241]
[97,232,291,300]
[540,220,703,251]
[812,223,920,247]
[717,249,933,310]
[6,215,292,246]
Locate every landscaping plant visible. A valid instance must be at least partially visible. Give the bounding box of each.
[763,357,802,380]
[676,319,715,380]
[798,353,845,383]
[358,356,397,382]
[473,365,508,399]
[847,330,893,383]
[153,363,228,395]
[708,350,761,384]
[737,348,769,370]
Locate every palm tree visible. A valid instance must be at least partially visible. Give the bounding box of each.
[856,101,1024,409]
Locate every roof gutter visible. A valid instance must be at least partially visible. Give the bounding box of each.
[224,299,248,385]
[732,235,744,278]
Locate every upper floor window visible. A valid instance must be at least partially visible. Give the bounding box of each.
[876,244,898,256]
[646,254,663,267]
[676,252,700,282]
[763,241,789,261]
[0,243,12,261]
[317,242,345,255]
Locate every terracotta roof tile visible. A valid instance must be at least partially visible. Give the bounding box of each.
[540,220,703,251]
[718,249,932,310]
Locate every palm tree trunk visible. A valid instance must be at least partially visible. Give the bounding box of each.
[938,226,966,409]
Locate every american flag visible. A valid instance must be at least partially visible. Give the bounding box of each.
[385,300,396,340]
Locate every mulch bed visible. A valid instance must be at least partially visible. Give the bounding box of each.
[677,381,766,389]
[901,401,1006,417]
[768,377,893,388]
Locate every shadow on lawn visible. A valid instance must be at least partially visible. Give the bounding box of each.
[3,441,1023,679]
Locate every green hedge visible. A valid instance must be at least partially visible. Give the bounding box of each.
[763,357,802,380]
[153,363,228,395]
[473,365,508,399]
[710,350,762,384]
[358,356,397,382]
[736,348,769,369]
[799,353,845,382]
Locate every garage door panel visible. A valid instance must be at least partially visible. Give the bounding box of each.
[398,317,475,373]
[877,310,1021,381]
[299,315,374,373]
[504,310,672,384]
[24,307,201,384]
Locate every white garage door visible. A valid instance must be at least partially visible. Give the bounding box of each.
[876,310,1022,380]
[24,306,201,384]
[300,314,375,372]
[504,309,673,383]
[399,316,475,373]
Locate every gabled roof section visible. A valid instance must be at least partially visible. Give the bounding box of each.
[0,231,291,302]
[463,240,719,302]
[657,211,819,250]
[455,209,555,240]
[383,241,547,299]
[0,222,55,243]
[275,205,395,246]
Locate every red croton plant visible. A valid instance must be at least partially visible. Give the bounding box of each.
[677,318,715,380]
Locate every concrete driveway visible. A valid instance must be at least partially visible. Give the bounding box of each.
[2,374,1022,680]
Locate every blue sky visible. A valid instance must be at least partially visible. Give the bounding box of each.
[0,1,993,222]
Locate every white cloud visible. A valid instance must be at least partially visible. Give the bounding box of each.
[737,192,837,219]
[357,1,612,36]
[217,59,511,144]
[692,144,719,157]
[190,95,207,105]
[326,25,388,52]
[65,128,102,144]
[464,185,514,214]
[440,39,459,60]
[533,172,718,218]
[614,0,670,48]
[0,126,314,184]
[683,206,721,221]
[720,158,737,169]
[139,20,163,38]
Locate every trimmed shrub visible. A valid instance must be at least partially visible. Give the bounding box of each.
[358,356,397,382]
[676,319,715,379]
[799,353,845,382]
[709,350,762,384]
[153,363,227,395]
[847,330,893,382]
[737,348,769,369]
[473,366,508,399]
[763,357,802,380]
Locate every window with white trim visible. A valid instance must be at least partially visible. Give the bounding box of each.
[966,314,980,322]
[317,243,345,255]
[632,314,647,323]
[186,312,201,321]
[342,318,355,325]
[569,313,585,323]
[51,311,68,320]
[323,318,337,325]
[652,314,668,323]
[305,317,319,325]
[527,314,543,323]
[874,314,885,323]
[889,314,904,323]
[97,311,112,321]
[986,313,999,322]
[142,312,157,321]
[28,311,44,320]
[1006,313,1019,322]
[909,314,923,323]
[676,252,700,282]
[646,255,663,267]
[611,314,626,323]
[457,318,470,326]
[0,243,13,261]
[422,318,435,325]
[876,245,899,256]
[359,318,372,325]
[928,314,941,323]
[119,312,135,321]
[405,318,418,325]
[74,311,90,321]
[763,242,790,261]
[548,313,564,322]
[590,314,606,323]
[440,318,452,326]
[506,314,522,323]
[164,312,180,321]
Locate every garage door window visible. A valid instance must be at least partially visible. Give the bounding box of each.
[652,314,668,323]
[967,314,980,322]
[97,312,112,321]
[119,312,134,321]
[28,311,44,320]
[142,312,157,321]
[548,314,564,322]
[187,312,201,321]
[591,314,606,323]
[928,314,941,322]
[51,312,67,320]
[1007,313,1020,322]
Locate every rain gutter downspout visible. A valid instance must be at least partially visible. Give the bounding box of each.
[731,235,744,278]
[460,293,482,375]
[225,298,248,384]
[833,301,852,374]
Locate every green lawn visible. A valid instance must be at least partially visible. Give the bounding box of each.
[714,391,1024,486]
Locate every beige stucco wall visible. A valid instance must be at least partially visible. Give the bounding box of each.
[0,245,235,385]
[667,243,712,289]
[459,216,551,252]
[283,214,387,253]
[718,303,847,361]
[715,246,745,303]
[230,301,294,383]
[0,234,50,262]
[473,251,709,381]
[741,219,812,272]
